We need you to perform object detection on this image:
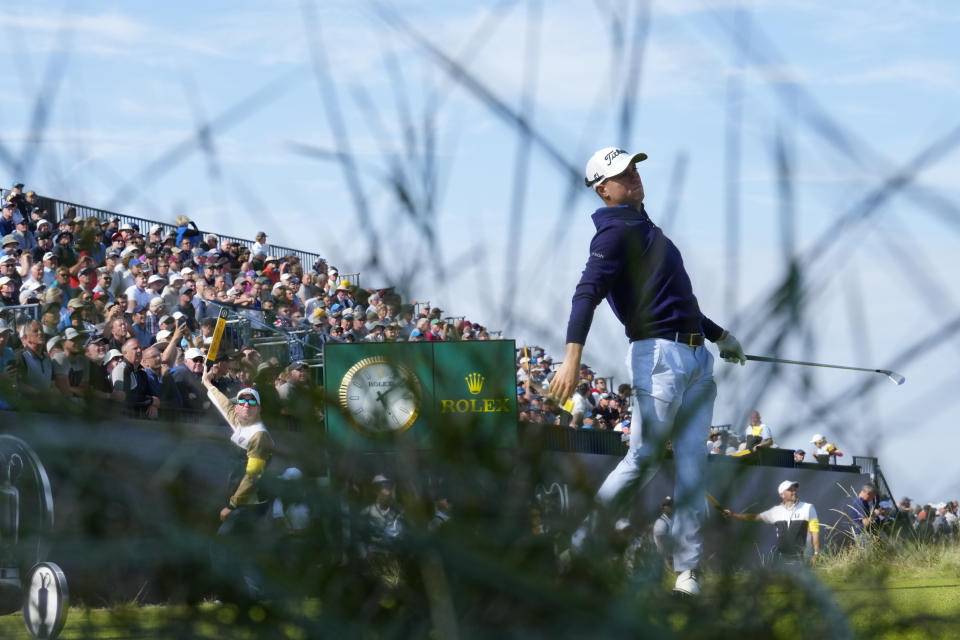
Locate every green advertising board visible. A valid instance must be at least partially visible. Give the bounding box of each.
[323,340,518,452]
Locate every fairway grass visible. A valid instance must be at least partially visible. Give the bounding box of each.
[0,568,957,638]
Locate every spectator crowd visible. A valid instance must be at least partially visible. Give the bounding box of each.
[0,183,497,421]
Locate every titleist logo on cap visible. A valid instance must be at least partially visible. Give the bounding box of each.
[604,148,628,165]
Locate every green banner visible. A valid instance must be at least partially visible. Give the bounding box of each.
[323,340,517,451]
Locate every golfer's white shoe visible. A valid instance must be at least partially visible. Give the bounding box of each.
[673,569,701,596]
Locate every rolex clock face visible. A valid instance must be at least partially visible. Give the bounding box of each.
[338,356,423,436]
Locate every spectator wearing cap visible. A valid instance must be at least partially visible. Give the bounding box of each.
[594,392,619,426]
[723,480,821,565]
[161,272,184,311]
[52,229,76,268]
[744,410,774,453]
[130,306,152,347]
[810,433,843,464]
[13,216,36,252]
[145,296,166,339]
[30,228,54,266]
[52,328,90,399]
[174,285,198,332]
[261,256,281,284]
[364,322,386,343]
[0,253,21,288]
[84,334,112,397]
[164,347,208,412]
[111,338,159,418]
[383,321,402,342]
[201,370,275,523]
[47,335,64,359]
[346,313,367,342]
[0,233,19,262]
[12,321,53,397]
[793,449,806,466]
[0,275,17,306]
[277,360,311,404]
[425,318,444,342]
[75,265,97,296]
[0,202,17,237]
[252,231,268,259]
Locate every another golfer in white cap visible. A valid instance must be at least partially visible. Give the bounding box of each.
[723,480,821,565]
[552,147,746,596]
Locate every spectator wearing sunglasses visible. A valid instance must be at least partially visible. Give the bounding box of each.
[202,373,274,521]
[165,347,209,412]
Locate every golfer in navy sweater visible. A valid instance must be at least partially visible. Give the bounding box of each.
[551,147,746,596]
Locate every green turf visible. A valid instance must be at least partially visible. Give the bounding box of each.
[0,571,957,639]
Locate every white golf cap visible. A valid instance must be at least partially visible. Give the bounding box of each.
[103,348,123,364]
[169,271,184,282]
[585,147,648,187]
[184,347,205,360]
[172,311,185,320]
[778,480,799,495]
[155,329,172,342]
[46,336,63,352]
[63,327,81,341]
[810,433,825,444]
[235,387,260,404]
[148,274,166,284]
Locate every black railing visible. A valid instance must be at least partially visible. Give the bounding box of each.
[3,189,325,270]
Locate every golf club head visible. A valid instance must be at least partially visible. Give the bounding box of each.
[881,370,905,385]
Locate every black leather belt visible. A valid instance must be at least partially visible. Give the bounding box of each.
[654,332,705,347]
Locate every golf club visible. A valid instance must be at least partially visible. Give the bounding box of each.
[726,353,905,385]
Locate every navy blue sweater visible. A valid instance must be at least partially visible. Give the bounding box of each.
[565,205,724,345]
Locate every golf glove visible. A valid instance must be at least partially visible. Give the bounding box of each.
[716,331,746,365]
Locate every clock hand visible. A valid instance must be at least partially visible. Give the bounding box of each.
[375,382,404,406]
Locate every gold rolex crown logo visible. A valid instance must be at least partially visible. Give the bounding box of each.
[465,372,485,395]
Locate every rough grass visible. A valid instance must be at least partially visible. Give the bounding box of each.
[2,543,960,639]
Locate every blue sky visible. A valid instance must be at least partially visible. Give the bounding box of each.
[5,0,960,501]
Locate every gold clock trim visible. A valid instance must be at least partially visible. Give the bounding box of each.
[338,356,423,436]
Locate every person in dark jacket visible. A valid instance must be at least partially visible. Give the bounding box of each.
[553,147,746,598]
[110,338,159,418]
